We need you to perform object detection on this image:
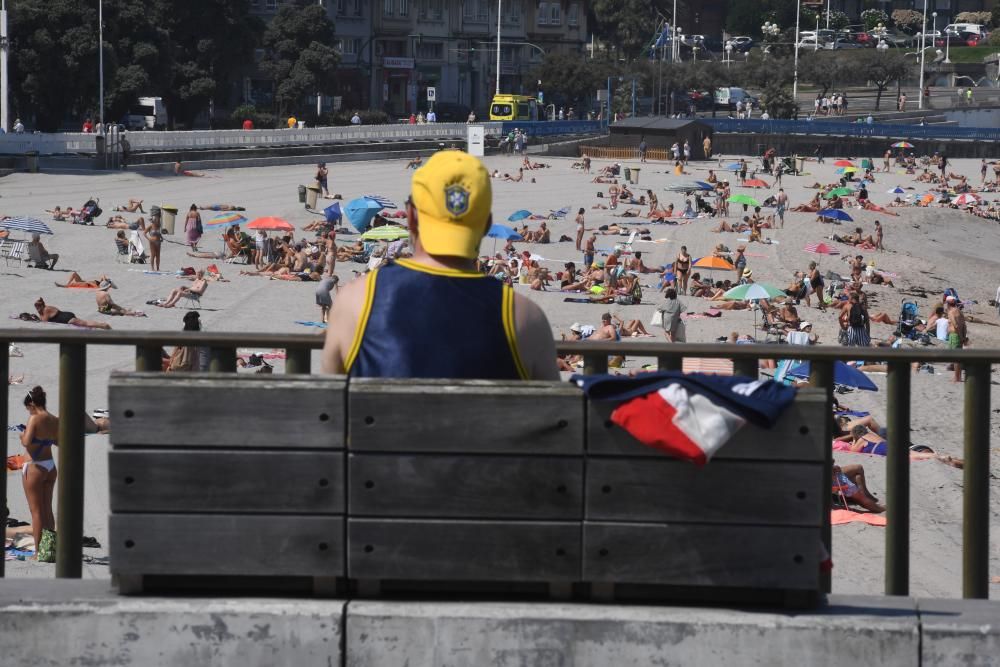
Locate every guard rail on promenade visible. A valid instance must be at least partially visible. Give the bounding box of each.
[0,120,605,156]
[0,330,991,600]
[704,118,1000,142]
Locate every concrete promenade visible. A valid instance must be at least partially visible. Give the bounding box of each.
[0,581,998,666]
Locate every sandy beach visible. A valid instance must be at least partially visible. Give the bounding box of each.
[2,150,999,597]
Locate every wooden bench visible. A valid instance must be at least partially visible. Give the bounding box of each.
[108,372,829,605]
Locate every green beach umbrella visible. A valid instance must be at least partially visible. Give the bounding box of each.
[723,283,786,301]
[824,187,854,198]
[360,225,408,241]
[728,194,760,207]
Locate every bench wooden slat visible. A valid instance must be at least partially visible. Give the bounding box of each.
[583,522,820,590]
[110,450,345,513]
[349,379,584,454]
[108,373,346,448]
[586,459,823,526]
[349,519,580,581]
[587,389,826,461]
[110,514,343,576]
[349,454,583,519]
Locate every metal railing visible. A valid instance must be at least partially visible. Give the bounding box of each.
[705,118,1000,142]
[0,330,991,599]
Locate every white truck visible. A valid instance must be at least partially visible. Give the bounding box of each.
[122,97,168,130]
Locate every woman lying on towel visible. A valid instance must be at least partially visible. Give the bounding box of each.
[860,200,899,216]
[834,424,888,456]
[791,194,822,213]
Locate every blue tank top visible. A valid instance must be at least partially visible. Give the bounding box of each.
[346,259,528,380]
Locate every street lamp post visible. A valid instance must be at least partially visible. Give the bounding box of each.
[825,0,831,30]
[942,16,951,64]
[725,42,733,67]
[792,0,802,103]
[671,0,678,62]
[676,28,683,62]
[815,15,820,51]
[98,0,104,128]
[0,0,8,133]
[918,0,929,110]
[495,0,502,95]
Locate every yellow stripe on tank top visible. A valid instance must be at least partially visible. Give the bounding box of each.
[501,284,529,380]
[344,270,379,373]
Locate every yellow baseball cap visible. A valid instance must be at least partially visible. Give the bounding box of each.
[411,150,492,259]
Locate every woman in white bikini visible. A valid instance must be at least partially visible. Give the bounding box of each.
[19,386,59,555]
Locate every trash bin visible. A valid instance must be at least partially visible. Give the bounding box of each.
[24,151,39,173]
[298,185,307,204]
[160,205,178,235]
[306,185,321,210]
[623,167,632,182]
[629,167,640,185]
[796,157,806,173]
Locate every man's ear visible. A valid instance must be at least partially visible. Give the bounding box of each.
[407,203,418,237]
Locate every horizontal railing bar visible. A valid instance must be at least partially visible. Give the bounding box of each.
[4,330,1000,364]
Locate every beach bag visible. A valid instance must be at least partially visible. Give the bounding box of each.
[195,216,203,235]
[650,309,664,327]
[37,528,56,563]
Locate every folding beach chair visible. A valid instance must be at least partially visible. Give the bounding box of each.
[2,240,26,267]
[128,230,146,264]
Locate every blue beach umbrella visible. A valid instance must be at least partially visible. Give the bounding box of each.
[323,202,343,224]
[786,361,878,391]
[363,194,397,209]
[487,223,523,240]
[204,212,247,230]
[726,162,742,170]
[344,197,384,233]
[508,209,532,222]
[887,187,905,195]
[817,208,853,222]
[0,216,53,235]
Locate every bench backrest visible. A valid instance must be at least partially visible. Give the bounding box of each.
[108,373,829,602]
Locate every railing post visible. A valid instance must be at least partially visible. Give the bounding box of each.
[286,348,311,375]
[0,340,8,578]
[885,361,911,596]
[56,343,86,578]
[809,359,834,594]
[209,347,237,373]
[657,353,683,372]
[135,345,162,372]
[963,361,990,599]
[583,352,608,376]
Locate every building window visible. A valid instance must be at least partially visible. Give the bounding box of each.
[336,38,360,56]
[537,2,548,25]
[463,1,474,18]
[265,0,277,10]
[507,0,522,23]
[549,3,561,25]
[399,0,408,16]
[351,0,361,15]
[567,2,578,26]
[478,0,489,21]
[416,41,444,59]
[384,0,393,16]
[336,0,345,14]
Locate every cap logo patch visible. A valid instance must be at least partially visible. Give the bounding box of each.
[445,184,470,216]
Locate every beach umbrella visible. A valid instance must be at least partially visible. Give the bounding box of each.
[323,202,343,223]
[835,167,859,175]
[742,178,770,188]
[833,160,855,167]
[344,197,384,233]
[360,225,408,241]
[205,212,247,229]
[0,216,52,235]
[507,209,532,222]
[786,360,878,391]
[692,256,735,270]
[817,208,853,222]
[728,194,760,207]
[804,242,839,255]
[891,141,914,149]
[722,283,785,301]
[487,223,523,252]
[665,181,713,192]
[363,194,397,209]
[824,187,854,198]
[953,193,981,206]
[887,187,905,194]
[247,216,294,232]
[725,162,742,170]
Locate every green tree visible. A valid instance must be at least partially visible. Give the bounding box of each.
[725,0,798,38]
[798,52,850,99]
[591,0,680,61]
[260,2,340,118]
[857,50,909,110]
[759,84,798,119]
[530,53,611,111]
[101,1,172,124]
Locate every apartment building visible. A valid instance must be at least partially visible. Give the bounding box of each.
[248,0,588,117]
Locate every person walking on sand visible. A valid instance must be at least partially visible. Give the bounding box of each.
[315,162,330,198]
[583,232,597,269]
[320,150,557,380]
[659,288,685,342]
[144,218,163,271]
[775,188,787,228]
[873,220,884,252]
[574,208,586,251]
[184,204,203,251]
[674,246,692,295]
[702,135,712,159]
[683,140,691,165]
[638,137,647,163]
[947,296,968,382]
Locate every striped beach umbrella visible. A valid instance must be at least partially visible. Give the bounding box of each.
[723,282,785,301]
[891,141,914,149]
[953,193,981,207]
[360,225,408,241]
[0,216,53,235]
[205,212,247,229]
[804,242,839,255]
[363,194,398,209]
[833,160,855,167]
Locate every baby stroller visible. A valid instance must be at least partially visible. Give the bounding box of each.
[78,198,102,225]
[897,300,920,340]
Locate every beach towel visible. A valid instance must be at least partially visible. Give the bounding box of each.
[831,509,886,527]
[563,298,593,303]
[294,321,328,329]
[6,454,26,471]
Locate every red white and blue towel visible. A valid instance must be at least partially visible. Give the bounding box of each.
[573,372,797,465]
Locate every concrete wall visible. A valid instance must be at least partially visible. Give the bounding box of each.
[1,583,998,667]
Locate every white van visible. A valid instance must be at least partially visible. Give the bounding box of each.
[122,97,168,130]
[943,23,986,37]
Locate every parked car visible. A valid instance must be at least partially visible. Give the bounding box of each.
[871,31,910,48]
[730,36,754,53]
[944,23,987,38]
[910,31,941,47]
[827,37,864,49]
[965,32,989,47]
[934,32,968,49]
